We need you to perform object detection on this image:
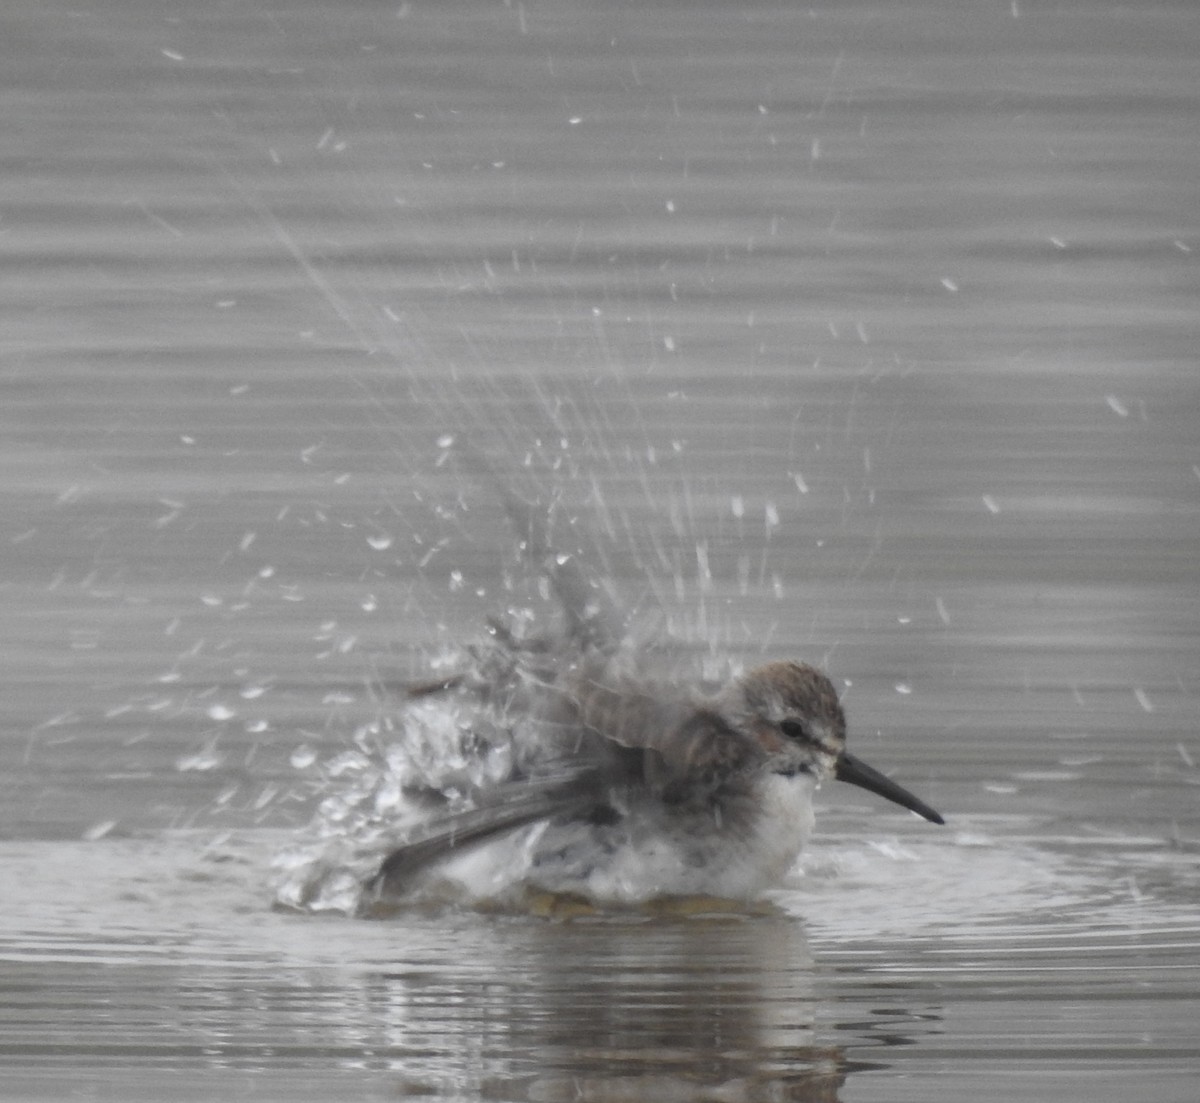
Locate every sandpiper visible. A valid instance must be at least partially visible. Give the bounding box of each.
[365,449,943,909]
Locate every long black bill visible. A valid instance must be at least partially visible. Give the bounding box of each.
[835,751,944,825]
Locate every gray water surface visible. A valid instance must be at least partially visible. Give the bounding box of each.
[2,1,1198,1100]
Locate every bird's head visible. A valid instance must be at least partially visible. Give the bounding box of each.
[727,661,944,824]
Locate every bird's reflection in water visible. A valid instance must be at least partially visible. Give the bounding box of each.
[358,914,860,1102]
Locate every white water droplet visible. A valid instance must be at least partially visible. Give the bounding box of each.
[83,820,117,841]
[290,745,318,770]
[176,747,224,772]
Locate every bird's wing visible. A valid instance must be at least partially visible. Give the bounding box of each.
[365,765,603,897]
[453,439,627,652]
[569,671,759,796]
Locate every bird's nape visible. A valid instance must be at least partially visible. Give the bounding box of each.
[834,750,944,825]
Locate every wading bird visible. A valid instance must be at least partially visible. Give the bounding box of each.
[364,447,942,910]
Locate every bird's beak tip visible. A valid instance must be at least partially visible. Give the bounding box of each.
[835,749,944,825]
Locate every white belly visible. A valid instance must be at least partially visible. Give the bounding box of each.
[528,772,818,904]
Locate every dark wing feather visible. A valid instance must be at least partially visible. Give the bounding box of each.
[366,766,603,897]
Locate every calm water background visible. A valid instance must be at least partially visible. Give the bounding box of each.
[2,0,1198,1099]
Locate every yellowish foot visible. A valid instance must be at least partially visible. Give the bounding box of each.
[521,890,600,919]
[643,893,781,919]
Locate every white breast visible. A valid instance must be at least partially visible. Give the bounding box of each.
[537,772,818,904]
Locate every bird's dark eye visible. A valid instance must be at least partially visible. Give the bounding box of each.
[779,719,809,742]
